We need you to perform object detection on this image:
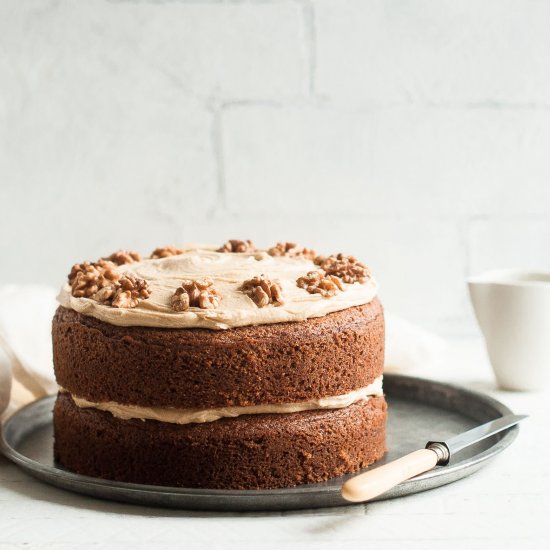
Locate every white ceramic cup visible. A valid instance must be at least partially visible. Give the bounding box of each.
[468,269,550,391]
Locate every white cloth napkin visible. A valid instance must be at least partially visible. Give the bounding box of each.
[0,285,59,419]
[384,313,447,375]
[0,285,446,420]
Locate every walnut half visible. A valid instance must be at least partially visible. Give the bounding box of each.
[314,253,370,284]
[102,250,142,265]
[110,274,151,308]
[68,260,120,298]
[297,270,344,297]
[218,239,256,253]
[93,273,151,309]
[267,242,316,260]
[240,275,284,308]
[68,257,149,308]
[151,246,185,259]
[170,279,221,311]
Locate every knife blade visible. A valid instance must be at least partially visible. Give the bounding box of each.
[341,413,527,503]
[430,414,529,462]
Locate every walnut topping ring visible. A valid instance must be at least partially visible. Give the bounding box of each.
[170,279,221,311]
[314,253,371,284]
[102,250,141,265]
[240,275,284,308]
[267,242,317,260]
[296,270,344,297]
[218,239,256,253]
[151,246,185,259]
[68,260,120,298]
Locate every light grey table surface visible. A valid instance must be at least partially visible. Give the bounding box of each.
[0,336,548,550]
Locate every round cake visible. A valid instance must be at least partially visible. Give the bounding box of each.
[52,241,387,489]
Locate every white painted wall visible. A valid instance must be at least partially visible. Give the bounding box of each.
[1,0,549,334]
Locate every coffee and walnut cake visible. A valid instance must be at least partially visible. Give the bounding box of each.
[52,240,386,489]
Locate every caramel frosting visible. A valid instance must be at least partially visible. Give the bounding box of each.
[67,377,384,425]
[57,246,378,329]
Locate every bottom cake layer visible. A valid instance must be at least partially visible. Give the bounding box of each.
[53,392,387,490]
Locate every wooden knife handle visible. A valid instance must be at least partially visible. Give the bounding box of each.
[341,448,440,503]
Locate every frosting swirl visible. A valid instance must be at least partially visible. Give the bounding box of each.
[57,247,378,330]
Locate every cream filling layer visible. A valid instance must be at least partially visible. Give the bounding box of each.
[57,247,378,330]
[67,377,384,425]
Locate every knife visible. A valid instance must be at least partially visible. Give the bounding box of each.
[341,414,527,503]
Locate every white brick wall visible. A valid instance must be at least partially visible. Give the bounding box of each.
[469,218,550,274]
[223,105,375,216]
[316,0,550,104]
[1,0,549,334]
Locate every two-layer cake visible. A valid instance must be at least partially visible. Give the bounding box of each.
[52,241,386,489]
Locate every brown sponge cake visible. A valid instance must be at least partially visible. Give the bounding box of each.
[53,300,384,408]
[52,242,387,489]
[54,392,387,489]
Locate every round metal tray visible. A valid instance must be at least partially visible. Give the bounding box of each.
[0,374,519,511]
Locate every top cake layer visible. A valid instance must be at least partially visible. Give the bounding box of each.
[58,242,378,330]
